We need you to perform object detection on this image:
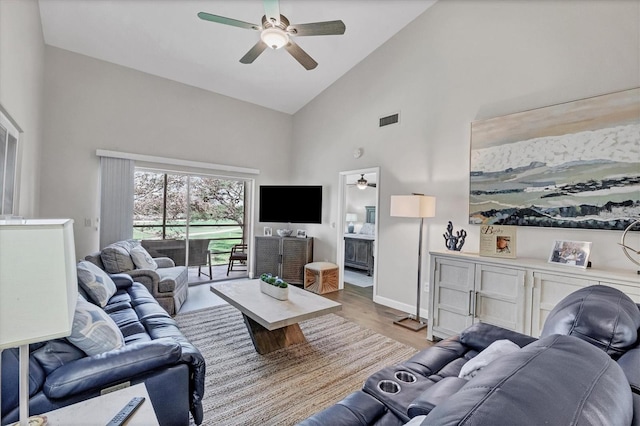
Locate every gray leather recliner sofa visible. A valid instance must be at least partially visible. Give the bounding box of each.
[300,285,640,426]
[1,274,204,425]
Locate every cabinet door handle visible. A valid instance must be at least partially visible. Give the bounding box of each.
[474,291,479,318]
[468,290,474,316]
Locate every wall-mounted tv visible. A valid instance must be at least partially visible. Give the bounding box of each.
[259,185,322,224]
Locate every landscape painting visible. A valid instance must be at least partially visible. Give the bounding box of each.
[469,88,640,230]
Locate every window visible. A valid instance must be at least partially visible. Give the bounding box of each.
[0,109,20,216]
[133,169,246,265]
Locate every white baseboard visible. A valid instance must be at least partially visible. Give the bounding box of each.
[373,294,429,320]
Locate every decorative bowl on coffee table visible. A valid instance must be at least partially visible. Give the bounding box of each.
[259,273,289,300]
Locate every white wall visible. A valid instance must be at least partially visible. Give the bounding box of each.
[292,0,640,314]
[346,185,376,232]
[0,0,45,217]
[7,0,638,316]
[40,47,293,258]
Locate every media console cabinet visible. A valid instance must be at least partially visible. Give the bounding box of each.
[255,236,313,285]
[428,250,640,342]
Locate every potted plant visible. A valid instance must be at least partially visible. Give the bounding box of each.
[259,273,289,300]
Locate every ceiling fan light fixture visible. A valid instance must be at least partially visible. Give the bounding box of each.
[261,27,289,49]
[356,174,368,190]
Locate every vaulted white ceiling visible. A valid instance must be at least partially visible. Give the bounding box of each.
[38,0,436,114]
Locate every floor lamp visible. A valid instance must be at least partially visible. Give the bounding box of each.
[390,194,436,332]
[0,219,77,426]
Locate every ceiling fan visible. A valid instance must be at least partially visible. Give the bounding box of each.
[197,0,346,70]
[348,174,376,190]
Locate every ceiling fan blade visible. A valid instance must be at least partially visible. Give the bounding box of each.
[288,20,346,36]
[284,40,318,70]
[197,12,260,31]
[263,0,281,27]
[240,40,268,64]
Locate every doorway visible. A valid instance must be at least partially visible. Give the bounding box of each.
[337,167,380,294]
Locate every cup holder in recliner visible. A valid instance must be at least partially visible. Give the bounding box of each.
[394,370,417,383]
[378,380,401,394]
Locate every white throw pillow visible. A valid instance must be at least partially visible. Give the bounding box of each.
[100,240,137,273]
[458,339,520,380]
[67,295,125,356]
[359,223,375,235]
[130,245,158,270]
[404,416,427,426]
[76,260,117,307]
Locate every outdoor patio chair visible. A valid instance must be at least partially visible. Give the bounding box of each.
[189,239,212,278]
[227,244,248,276]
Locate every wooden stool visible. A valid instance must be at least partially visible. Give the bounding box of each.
[304,262,339,294]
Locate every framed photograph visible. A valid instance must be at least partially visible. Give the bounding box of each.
[548,240,592,268]
[296,229,307,238]
[264,227,272,236]
[479,225,517,258]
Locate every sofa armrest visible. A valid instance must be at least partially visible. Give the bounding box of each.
[460,322,536,352]
[109,273,134,290]
[298,391,401,426]
[43,338,181,399]
[154,257,175,268]
[124,269,165,296]
[403,336,469,377]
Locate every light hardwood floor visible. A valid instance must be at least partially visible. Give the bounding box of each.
[321,283,433,351]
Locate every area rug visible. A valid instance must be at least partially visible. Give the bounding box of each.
[343,269,373,288]
[176,304,418,426]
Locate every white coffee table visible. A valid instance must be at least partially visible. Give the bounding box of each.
[211,279,342,354]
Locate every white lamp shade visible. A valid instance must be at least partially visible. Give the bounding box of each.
[345,213,358,222]
[390,195,436,218]
[0,219,78,348]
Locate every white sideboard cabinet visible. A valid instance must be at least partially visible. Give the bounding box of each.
[428,250,640,341]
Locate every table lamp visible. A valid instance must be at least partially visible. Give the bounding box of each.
[390,194,436,331]
[0,219,78,425]
[345,213,358,233]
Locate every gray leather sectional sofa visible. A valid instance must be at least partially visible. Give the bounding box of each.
[1,273,204,425]
[300,285,640,425]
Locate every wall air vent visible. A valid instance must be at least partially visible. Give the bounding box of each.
[379,113,400,127]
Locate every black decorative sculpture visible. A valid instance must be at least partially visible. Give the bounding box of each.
[443,221,467,251]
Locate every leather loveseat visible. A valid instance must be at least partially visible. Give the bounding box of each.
[300,285,640,426]
[1,271,205,426]
[85,239,189,315]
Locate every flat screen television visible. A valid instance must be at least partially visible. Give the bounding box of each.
[259,185,322,224]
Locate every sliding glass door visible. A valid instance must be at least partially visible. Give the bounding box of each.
[133,170,246,279]
[134,172,188,240]
[186,176,245,265]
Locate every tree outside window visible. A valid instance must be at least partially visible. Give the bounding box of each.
[133,170,245,264]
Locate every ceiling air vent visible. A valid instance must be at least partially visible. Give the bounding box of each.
[379,113,400,127]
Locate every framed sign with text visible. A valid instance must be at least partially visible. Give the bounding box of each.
[479,225,517,258]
